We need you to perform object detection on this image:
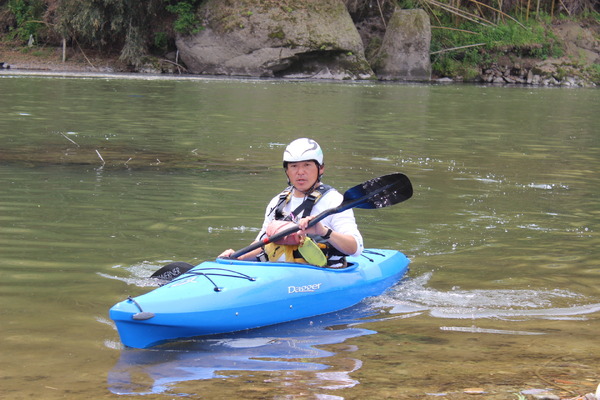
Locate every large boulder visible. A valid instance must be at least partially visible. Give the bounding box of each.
[177,0,373,79]
[371,8,431,81]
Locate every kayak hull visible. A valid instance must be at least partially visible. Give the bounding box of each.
[109,249,409,348]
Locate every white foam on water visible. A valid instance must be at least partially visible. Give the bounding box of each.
[97,261,168,287]
[374,272,600,322]
[439,326,545,335]
[207,225,260,233]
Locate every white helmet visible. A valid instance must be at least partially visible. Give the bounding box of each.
[283,138,324,166]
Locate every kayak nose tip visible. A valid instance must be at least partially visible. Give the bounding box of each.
[127,296,155,320]
[132,311,155,320]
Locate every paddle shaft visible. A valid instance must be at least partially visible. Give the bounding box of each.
[150,173,412,280]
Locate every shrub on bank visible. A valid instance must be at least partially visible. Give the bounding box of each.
[430,16,565,80]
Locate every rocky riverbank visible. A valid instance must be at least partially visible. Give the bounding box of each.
[1,18,598,86]
[479,61,593,87]
[477,20,599,87]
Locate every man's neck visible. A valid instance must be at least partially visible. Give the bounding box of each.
[292,181,320,197]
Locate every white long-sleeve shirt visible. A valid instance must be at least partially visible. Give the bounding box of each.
[255,187,364,257]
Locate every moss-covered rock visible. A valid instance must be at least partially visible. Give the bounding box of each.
[176,0,374,79]
[371,8,431,81]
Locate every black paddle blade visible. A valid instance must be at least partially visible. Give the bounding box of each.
[342,173,413,210]
[150,261,195,281]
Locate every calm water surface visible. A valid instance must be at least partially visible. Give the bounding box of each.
[1,74,599,399]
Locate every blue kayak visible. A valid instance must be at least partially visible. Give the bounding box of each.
[110,248,410,348]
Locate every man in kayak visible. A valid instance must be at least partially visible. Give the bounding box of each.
[219,138,364,268]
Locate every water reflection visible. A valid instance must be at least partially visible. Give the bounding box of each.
[107,307,377,396]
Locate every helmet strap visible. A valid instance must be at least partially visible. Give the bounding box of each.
[301,179,320,195]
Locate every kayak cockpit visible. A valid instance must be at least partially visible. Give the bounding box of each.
[214,256,359,271]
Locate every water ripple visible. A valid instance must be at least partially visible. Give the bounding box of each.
[97,261,174,287]
[375,272,600,321]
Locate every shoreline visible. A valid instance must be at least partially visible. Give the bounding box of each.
[2,66,597,87]
[0,68,240,81]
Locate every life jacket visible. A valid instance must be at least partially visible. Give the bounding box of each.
[263,184,348,268]
[273,184,332,221]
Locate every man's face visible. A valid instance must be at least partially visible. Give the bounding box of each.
[285,161,322,194]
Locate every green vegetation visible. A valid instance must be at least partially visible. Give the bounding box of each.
[6,0,45,41]
[268,26,286,40]
[153,31,169,52]
[585,62,600,82]
[430,17,564,78]
[166,0,203,34]
[1,0,203,66]
[53,0,169,66]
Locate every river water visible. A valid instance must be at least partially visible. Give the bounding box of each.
[1,73,598,399]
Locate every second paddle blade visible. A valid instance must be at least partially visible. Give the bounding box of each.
[343,173,413,209]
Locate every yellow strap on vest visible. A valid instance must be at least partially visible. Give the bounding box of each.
[265,238,327,266]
